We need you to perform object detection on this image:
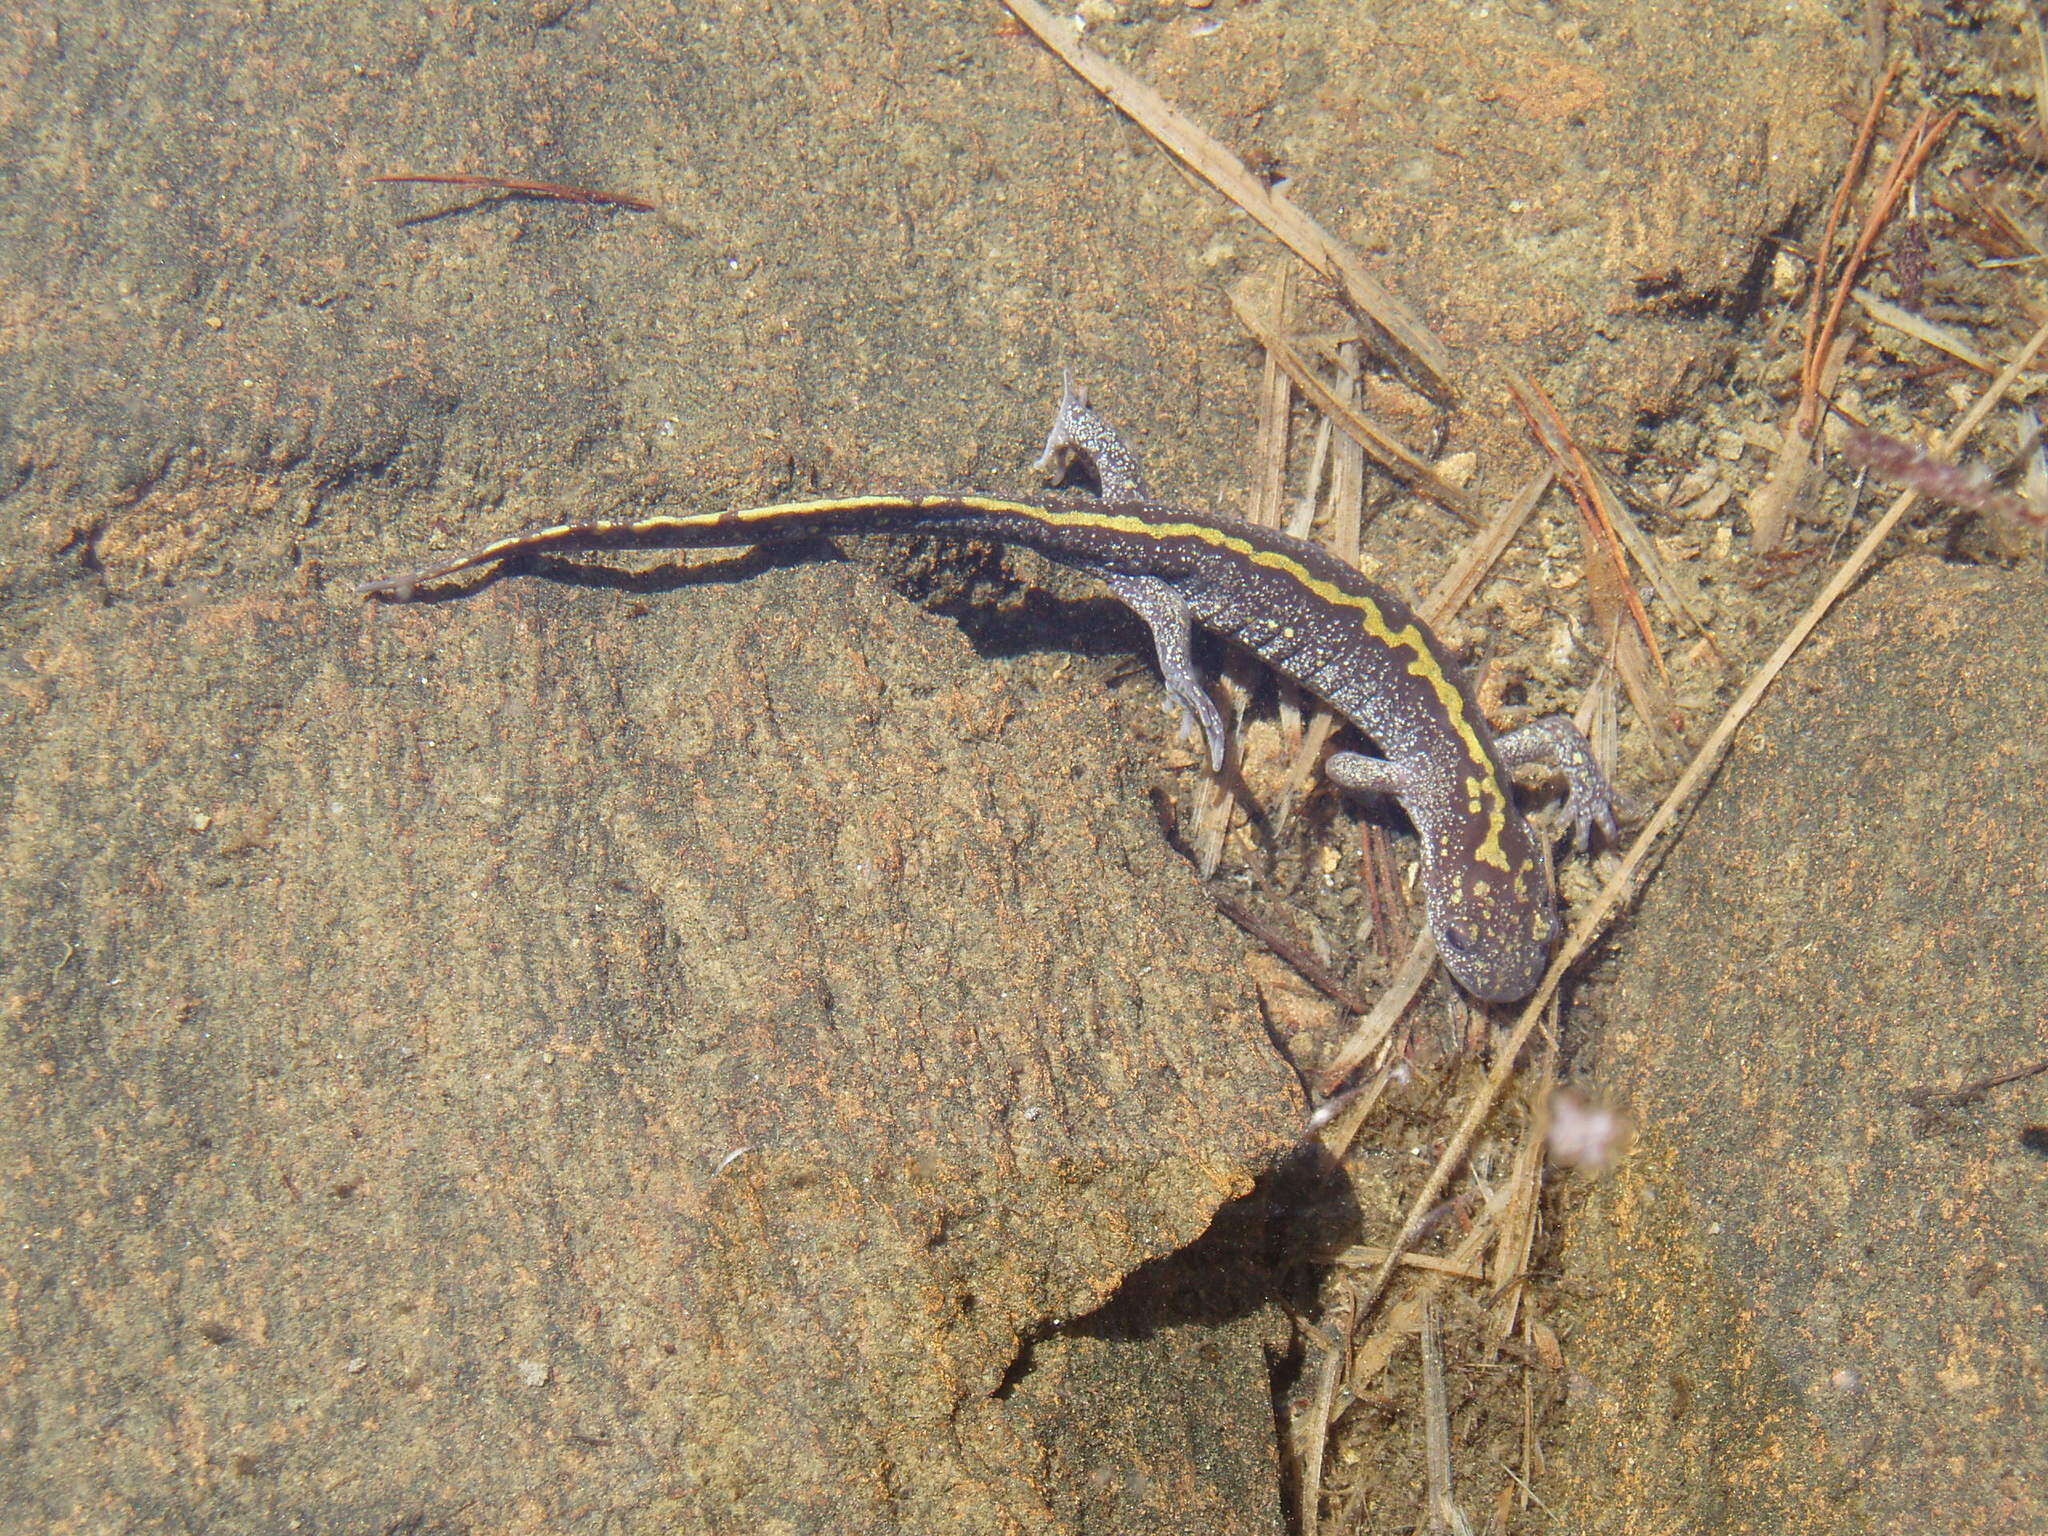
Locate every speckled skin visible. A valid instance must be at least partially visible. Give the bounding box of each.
[359,392,1614,1001]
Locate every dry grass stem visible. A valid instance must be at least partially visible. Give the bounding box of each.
[1579,457,1712,635]
[1188,708,1245,879]
[1251,271,1297,529]
[1230,290,1477,521]
[1798,65,1897,430]
[1331,341,1368,558]
[1504,370,1668,661]
[1296,1285,1357,1536]
[1331,1247,1490,1281]
[369,172,657,211]
[998,0,1452,389]
[1420,470,1553,628]
[1486,1047,1555,1347]
[1287,416,1336,541]
[1275,706,1338,819]
[1317,927,1436,1093]
[1309,1068,1395,1161]
[1567,485,1681,755]
[1421,1300,1472,1536]
[1574,658,1624,822]
[1356,992,1558,1318]
[1506,376,1682,754]
[1349,1218,1496,1391]
[1562,450,1654,671]
[1853,285,1998,372]
[1518,1321,1540,1511]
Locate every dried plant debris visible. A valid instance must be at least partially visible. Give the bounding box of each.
[990,12,2048,1530]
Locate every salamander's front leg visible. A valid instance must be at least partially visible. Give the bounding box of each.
[1036,382,1224,766]
[1034,374,1153,502]
[1493,715,1619,850]
[1107,573,1230,772]
[1323,750,1406,801]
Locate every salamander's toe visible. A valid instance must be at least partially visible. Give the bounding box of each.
[1565,781,1621,852]
[1173,685,1230,774]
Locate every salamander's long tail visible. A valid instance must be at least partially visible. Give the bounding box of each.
[352,496,1002,601]
[352,517,690,600]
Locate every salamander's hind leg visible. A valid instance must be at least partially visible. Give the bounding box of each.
[1033,374,1152,502]
[1494,715,1619,850]
[1107,573,1229,772]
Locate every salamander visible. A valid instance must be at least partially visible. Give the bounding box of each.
[356,383,1616,1002]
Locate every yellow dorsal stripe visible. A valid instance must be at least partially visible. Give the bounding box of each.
[493,494,1514,869]
[1009,502,1514,871]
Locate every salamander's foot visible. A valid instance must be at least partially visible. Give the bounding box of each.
[1033,373,1152,502]
[1493,715,1619,851]
[1108,572,1228,771]
[1168,679,1230,774]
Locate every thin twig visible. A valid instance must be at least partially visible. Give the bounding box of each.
[1307,1065,1394,1155]
[1331,1246,1491,1281]
[1852,285,1997,372]
[1213,892,1375,1014]
[1905,1053,2048,1109]
[1488,1042,1554,1348]
[1297,1284,1356,1536]
[1346,1214,1496,1406]
[1231,290,1476,520]
[1799,66,1897,430]
[1317,927,1436,1092]
[1421,1300,1465,1536]
[1801,104,1959,437]
[1250,268,1297,530]
[1420,470,1553,628]
[370,173,656,211]
[1517,1320,1539,1511]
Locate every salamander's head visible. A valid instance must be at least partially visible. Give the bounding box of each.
[1422,817,1557,1003]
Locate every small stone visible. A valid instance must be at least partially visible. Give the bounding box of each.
[1434,450,1478,490]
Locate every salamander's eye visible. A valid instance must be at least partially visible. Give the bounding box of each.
[1439,922,1476,955]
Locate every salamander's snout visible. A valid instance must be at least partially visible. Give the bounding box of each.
[1428,866,1556,1004]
